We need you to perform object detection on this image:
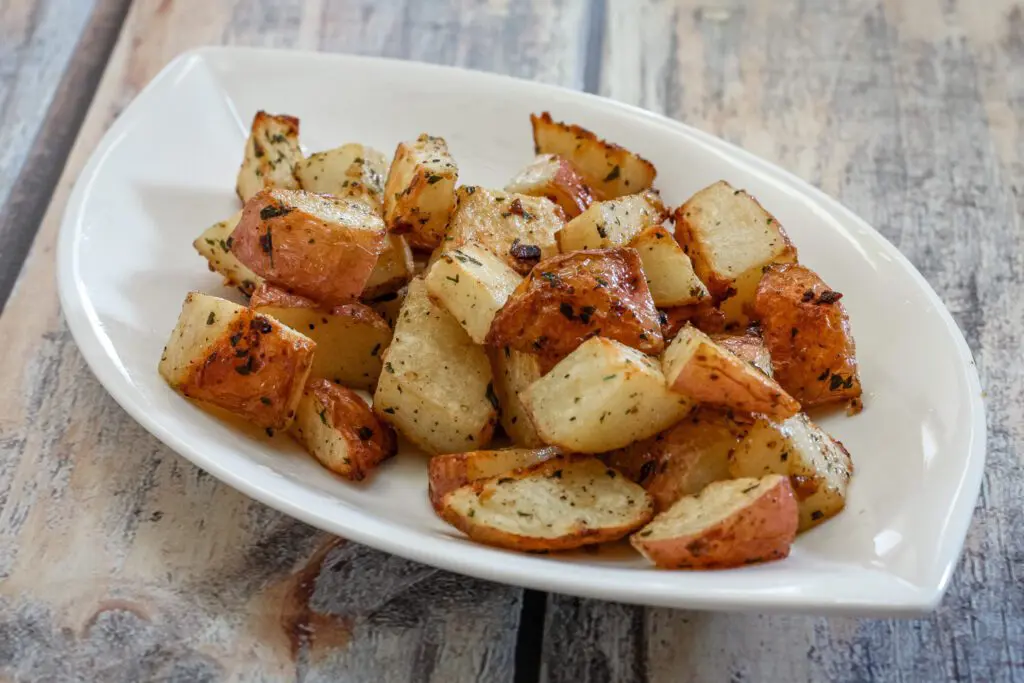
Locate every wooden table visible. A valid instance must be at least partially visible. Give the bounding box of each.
[1,0,1021,680]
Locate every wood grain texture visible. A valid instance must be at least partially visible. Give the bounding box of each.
[542,0,1024,681]
[0,0,589,680]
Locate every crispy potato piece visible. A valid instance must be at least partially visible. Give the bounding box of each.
[291,378,397,480]
[363,233,414,299]
[295,143,388,212]
[231,188,387,306]
[367,288,406,328]
[250,284,392,391]
[631,225,709,308]
[522,337,693,453]
[158,292,314,430]
[729,413,852,531]
[663,325,800,419]
[443,186,564,275]
[660,302,727,339]
[557,190,667,252]
[710,332,773,377]
[505,153,595,219]
[236,111,302,202]
[383,134,458,250]
[673,180,797,322]
[753,264,862,408]
[428,446,561,511]
[440,455,654,551]
[631,475,798,569]
[530,112,656,199]
[487,347,546,447]
[193,211,263,295]
[373,279,497,454]
[486,248,664,360]
[424,244,522,344]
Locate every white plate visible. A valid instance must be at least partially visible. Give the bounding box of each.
[57,47,984,615]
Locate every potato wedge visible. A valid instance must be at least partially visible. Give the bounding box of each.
[291,378,397,480]
[158,292,315,430]
[557,190,667,251]
[753,264,862,408]
[428,446,561,511]
[424,244,522,344]
[505,153,594,219]
[660,302,727,339]
[631,475,798,569]
[193,211,263,295]
[236,111,302,202]
[631,225,709,308]
[373,279,497,454]
[443,186,565,275]
[231,188,387,306]
[383,134,458,250]
[673,180,797,322]
[440,455,654,551]
[729,413,852,531]
[250,284,392,391]
[663,324,800,419]
[710,331,773,378]
[522,337,693,453]
[487,347,546,447]
[363,233,414,299]
[530,112,656,199]
[295,143,388,212]
[486,248,664,360]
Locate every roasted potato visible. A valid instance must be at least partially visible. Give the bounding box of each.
[631,225,709,308]
[487,347,547,447]
[530,112,656,199]
[710,331,773,377]
[660,302,727,339]
[250,284,392,391]
[373,279,497,454]
[753,264,862,408]
[295,143,388,212]
[363,234,415,299]
[193,211,263,295]
[729,412,852,531]
[367,288,406,328]
[443,186,564,275]
[505,153,594,219]
[291,378,397,480]
[383,134,458,250]
[439,455,654,551]
[231,188,387,306]
[236,111,303,203]
[557,190,667,252]
[424,244,522,344]
[663,324,800,419]
[158,292,315,430]
[428,446,561,510]
[522,337,693,453]
[631,474,798,569]
[486,248,664,360]
[673,180,797,322]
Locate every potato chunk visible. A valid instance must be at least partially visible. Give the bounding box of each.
[729,413,853,531]
[663,325,800,419]
[530,112,656,199]
[660,302,727,339]
[424,244,522,344]
[631,225,709,308]
[439,455,654,551]
[486,248,664,361]
[383,134,458,250]
[250,284,392,391]
[710,331,774,378]
[158,292,314,429]
[522,337,693,453]
[193,211,263,295]
[295,143,388,212]
[557,190,667,251]
[674,180,797,322]
[487,347,546,447]
[428,446,561,511]
[443,187,564,275]
[373,279,497,454]
[363,234,414,299]
[631,475,798,569]
[236,111,302,202]
[231,188,387,306]
[505,153,594,219]
[291,379,397,480]
[753,264,862,408]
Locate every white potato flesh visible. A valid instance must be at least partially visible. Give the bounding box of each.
[192,211,263,295]
[630,225,709,307]
[557,190,666,252]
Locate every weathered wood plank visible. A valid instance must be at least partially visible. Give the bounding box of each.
[0,0,590,680]
[542,1,1024,681]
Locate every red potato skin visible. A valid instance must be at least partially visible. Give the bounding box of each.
[534,155,595,219]
[305,378,396,480]
[660,302,727,339]
[250,282,390,330]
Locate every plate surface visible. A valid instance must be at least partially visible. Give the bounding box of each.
[57,47,984,615]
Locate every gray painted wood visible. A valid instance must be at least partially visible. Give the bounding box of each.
[541,1,1024,681]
